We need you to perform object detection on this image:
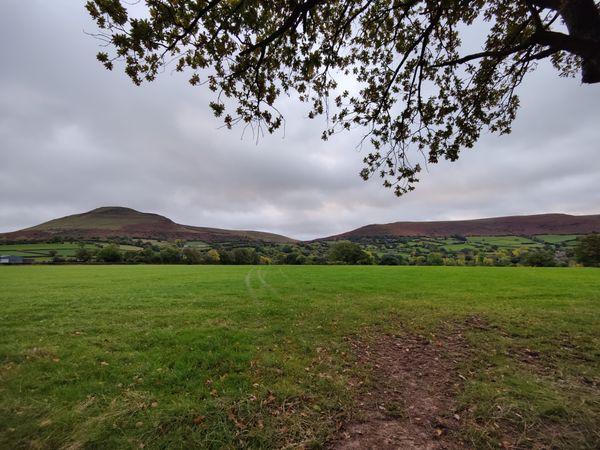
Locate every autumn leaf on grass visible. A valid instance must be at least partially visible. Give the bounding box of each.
[261,392,276,406]
[228,411,247,430]
[192,415,206,425]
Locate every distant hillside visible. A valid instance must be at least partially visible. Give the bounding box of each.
[3,209,599,244]
[0,207,294,243]
[325,214,600,239]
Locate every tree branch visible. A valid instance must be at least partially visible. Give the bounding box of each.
[534,29,600,58]
[240,0,326,56]
[431,42,533,68]
[162,0,222,54]
[529,0,561,10]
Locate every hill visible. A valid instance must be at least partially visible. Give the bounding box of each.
[325,213,600,239]
[3,210,599,244]
[0,207,294,243]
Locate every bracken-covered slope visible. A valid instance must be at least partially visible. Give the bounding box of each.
[326,214,600,239]
[0,207,294,243]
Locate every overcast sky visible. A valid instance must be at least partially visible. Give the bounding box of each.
[1,1,599,240]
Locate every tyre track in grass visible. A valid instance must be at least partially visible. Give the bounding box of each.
[256,266,280,298]
[245,266,281,301]
[244,267,257,301]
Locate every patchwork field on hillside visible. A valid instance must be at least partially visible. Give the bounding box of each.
[0,242,142,262]
[1,266,599,449]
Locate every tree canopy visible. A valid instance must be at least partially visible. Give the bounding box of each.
[575,233,600,266]
[329,241,373,264]
[87,0,600,195]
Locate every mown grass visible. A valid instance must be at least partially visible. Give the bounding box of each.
[0,266,599,449]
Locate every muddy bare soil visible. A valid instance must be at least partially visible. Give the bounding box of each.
[330,325,472,450]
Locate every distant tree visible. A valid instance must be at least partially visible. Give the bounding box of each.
[494,249,511,266]
[414,255,427,265]
[97,244,122,263]
[205,249,221,264]
[74,245,92,262]
[295,254,309,265]
[159,246,183,263]
[141,246,158,263]
[379,254,405,265]
[482,256,496,266]
[122,250,141,263]
[219,250,234,264]
[575,234,600,267]
[87,1,600,196]
[329,241,372,264]
[232,248,260,265]
[476,252,486,266]
[308,254,327,265]
[281,251,304,264]
[426,252,444,266]
[521,249,556,267]
[281,245,294,254]
[182,247,202,264]
[463,252,475,265]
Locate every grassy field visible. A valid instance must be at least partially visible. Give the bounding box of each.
[360,234,580,261]
[0,266,599,449]
[0,243,95,260]
[0,243,142,261]
[535,235,580,245]
[466,236,542,248]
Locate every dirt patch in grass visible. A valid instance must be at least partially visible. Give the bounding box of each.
[330,321,473,450]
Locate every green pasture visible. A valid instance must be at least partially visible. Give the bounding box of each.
[0,242,88,252]
[0,243,96,261]
[442,243,478,251]
[185,241,210,249]
[0,266,599,449]
[535,234,581,245]
[466,236,541,247]
[0,242,142,261]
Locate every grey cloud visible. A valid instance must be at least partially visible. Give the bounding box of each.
[0,1,599,241]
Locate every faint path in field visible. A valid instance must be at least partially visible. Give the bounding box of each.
[330,322,473,450]
[245,267,280,300]
[256,267,280,298]
[244,267,257,301]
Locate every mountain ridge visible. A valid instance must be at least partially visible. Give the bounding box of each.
[2,208,599,243]
[1,206,295,243]
[325,213,600,239]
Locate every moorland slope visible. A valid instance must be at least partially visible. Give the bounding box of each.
[326,213,600,239]
[0,207,294,243]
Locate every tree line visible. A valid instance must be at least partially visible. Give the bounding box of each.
[37,234,600,267]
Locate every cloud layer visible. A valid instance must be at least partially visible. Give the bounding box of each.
[1,1,599,240]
